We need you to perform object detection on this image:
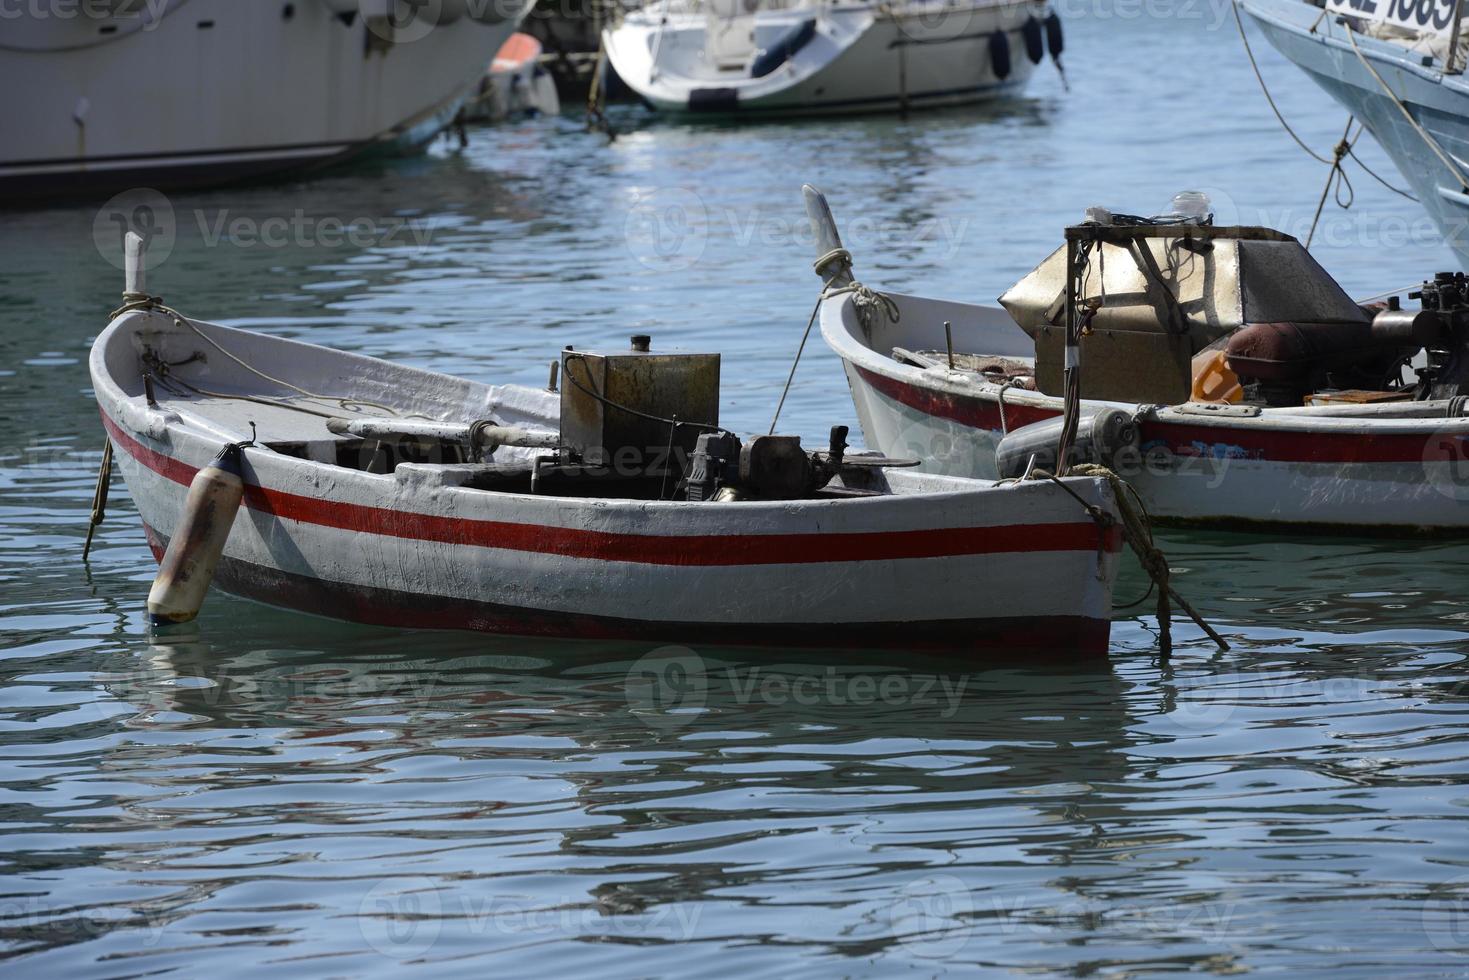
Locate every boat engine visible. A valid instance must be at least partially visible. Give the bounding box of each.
[1223,272,1469,405]
[685,427,853,501]
[1391,272,1469,401]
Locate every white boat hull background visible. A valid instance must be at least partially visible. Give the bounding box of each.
[1,0,528,200]
[93,308,1123,653]
[605,0,1050,116]
[822,289,1469,532]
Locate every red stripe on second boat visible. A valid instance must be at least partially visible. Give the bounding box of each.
[103,411,1121,566]
[856,366,1453,464]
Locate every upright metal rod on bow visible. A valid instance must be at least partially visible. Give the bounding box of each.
[1449,0,1466,74]
[1056,230,1085,474]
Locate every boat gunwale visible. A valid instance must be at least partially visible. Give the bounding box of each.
[819,289,1469,437]
[91,311,1121,530]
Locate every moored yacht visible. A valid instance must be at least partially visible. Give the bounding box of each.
[1,0,530,202]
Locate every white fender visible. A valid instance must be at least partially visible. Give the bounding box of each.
[146,444,246,627]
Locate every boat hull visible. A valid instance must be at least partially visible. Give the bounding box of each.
[1239,0,1469,268]
[605,0,1048,117]
[92,312,1121,654]
[823,290,1469,533]
[0,0,526,203]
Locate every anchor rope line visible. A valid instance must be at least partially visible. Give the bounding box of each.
[1040,464,1230,657]
[770,293,825,435]
[1235,2,1335,165]
[1307,118,1358,248]
[1345,24,1469,190]
[996,379,1024,435]
[82,438,113,562]
[770,250,901,434]
[586,35,617,138]
[1348,144,1420,202]
[1235,5,1419,204]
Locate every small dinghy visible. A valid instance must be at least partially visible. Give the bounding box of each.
[805,187,1469,533]
[463,32,561,123]
[90,235,1125,653]
[602,0,1063,116]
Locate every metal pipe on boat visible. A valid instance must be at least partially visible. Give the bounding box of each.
[472,424,560,452]
[146,443,246,628]
[326,417,560,453]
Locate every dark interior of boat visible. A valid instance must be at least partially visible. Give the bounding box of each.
[263,430,906,502]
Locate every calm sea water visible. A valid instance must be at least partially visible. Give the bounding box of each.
[5,9,1469,977]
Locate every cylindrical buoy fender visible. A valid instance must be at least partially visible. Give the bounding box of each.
[989,30,1012,81]
[147,443,245,628]
[1021,17,1044,64]
[1045,12,1064,60]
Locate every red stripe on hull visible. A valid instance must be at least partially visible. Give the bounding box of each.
[104,410,1119,565]
[854,365,1457,464]
[141,523,1112,655]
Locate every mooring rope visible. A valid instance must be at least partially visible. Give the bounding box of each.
[769,251,901,434]
[1344,25,1469,189]
[82,439,113,561]
[1038,464,1229,657]
[1235,3,1333,164]
[1307,118,1357,247]
[1235,5,1418,207]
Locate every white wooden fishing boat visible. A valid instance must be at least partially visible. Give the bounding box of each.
[90,241,1125,653]
[1,0,529,201]
[805,187,1469,533]
[602,0,1062,116]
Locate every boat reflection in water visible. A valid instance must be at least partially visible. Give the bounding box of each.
[57,520,1469,972]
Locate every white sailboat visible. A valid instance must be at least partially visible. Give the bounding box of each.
[603,0,1063,116]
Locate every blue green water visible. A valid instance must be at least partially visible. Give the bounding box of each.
[5,9,1469,977]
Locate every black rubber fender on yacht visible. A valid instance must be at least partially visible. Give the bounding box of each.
[1045,12,1064,60]
[1022,16,1044,64]
[989,30,1011,81]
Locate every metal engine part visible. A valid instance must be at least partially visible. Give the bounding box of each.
[995,407,1141,479]
[685,432,742,501]
[1406,272,1469,401]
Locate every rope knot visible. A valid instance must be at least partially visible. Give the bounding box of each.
[843,282,901,331]
[812,247,853,281]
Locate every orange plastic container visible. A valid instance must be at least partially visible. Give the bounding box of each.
[1190,349,1242,403]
